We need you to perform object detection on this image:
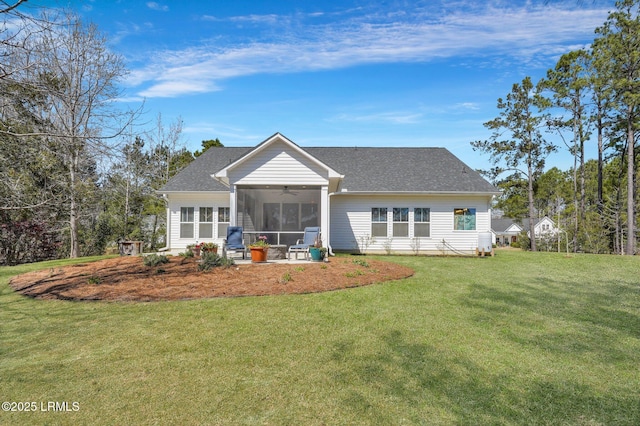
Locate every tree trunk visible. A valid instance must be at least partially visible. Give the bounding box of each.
[528,160,537,252]
[626,113,635,255]
[597,110,604,214]
[68,149,80,258]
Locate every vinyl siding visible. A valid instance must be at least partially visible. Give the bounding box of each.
[167,192,230,250]
[229,140,328,185]
[329,194,492,254]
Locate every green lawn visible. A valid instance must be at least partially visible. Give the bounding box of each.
[1,251,638,425]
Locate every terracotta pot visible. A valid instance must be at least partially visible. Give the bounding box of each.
[202,247,218,254]
[250,247,268,262]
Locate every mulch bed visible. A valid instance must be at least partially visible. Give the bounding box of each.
[9,256,415,301]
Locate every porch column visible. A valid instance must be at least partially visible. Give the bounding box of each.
[321,185,329,247]
[229,185,237,226]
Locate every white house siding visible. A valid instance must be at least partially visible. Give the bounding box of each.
[534,217,557,236]
[166,192,230,250]
[228,140,329,185]
[329,194,492,254]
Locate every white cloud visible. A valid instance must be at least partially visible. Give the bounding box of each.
[333,111,423,125]
[128,3,611,98]
[139,80,220,98]
[146,2,168,12]
[454,102,480,111]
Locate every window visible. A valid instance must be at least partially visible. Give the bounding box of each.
[199,207,213,238]
[414,208,430,237]
[371,207,388,237]
[393,207,409,237]
[454,208,476,231]
[180,207,194,238]
[218,207,230,238]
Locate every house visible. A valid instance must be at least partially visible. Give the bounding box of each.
[492,216,557,246]
[492,218,523,246]
[158,133,500,255]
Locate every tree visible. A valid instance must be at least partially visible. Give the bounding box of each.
[0,0,61,214]
[194,138,223,157]
[104,136,149,241]
[539,49,592,251]
[587,43,616,216]
[0,1,28,14]
[493,174,529,219]
[535,167,571,219]
[144,114,192,250]
[472,76,557,251]
[3,13,141,258]
[593,0,640,255]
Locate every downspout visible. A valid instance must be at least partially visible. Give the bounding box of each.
[327,190,334,256]
[157,194,171,252]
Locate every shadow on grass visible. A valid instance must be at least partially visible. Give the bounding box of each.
[330,329,639,424]
[461,277,640,362]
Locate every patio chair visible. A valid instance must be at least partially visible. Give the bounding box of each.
[288,227,320,260]
[223,226,246,259]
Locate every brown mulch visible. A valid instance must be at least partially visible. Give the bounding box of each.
[9,256,414,302]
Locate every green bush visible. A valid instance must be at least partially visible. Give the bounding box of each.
[143,254,169,267]
[180,249,195,258]
[87,275,101,285]
[198,252,235,272]
[352,258,370,268]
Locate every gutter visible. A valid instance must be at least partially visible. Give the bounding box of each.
[328,190,501,196]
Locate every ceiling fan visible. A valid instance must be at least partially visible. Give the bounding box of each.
[280,186,298,196]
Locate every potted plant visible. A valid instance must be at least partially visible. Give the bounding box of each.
[200,242,218,254]
[249,235,270,262]
[310,247,327,261]
[309,238,326,261]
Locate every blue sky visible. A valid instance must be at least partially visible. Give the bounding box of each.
[38,0,615,172]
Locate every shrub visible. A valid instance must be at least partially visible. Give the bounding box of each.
[345,269,365,278]
[352,258,370,268]
[280,272,292,284]
[0,219,61,265]
[180,249,195,258]
[198,252,235,272]
[143,254,169,267]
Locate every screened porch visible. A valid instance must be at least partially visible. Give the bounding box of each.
[236,186,321,247]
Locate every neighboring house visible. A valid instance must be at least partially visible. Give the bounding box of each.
[492,218,524,246]
[492,216,557,246]
[158,133,500,255]
[525,216,557,237]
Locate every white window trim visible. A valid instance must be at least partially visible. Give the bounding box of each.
[198,206,214,240]
[180,207,195,239]
[412,207,431,238]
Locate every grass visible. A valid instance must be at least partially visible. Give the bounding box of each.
[1,251,639,425]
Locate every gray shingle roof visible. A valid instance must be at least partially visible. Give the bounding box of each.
[491,218,521,233]
[159,145,499,194]
[160,147,251,192]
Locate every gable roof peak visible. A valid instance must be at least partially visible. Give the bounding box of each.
[213,132,343,183]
